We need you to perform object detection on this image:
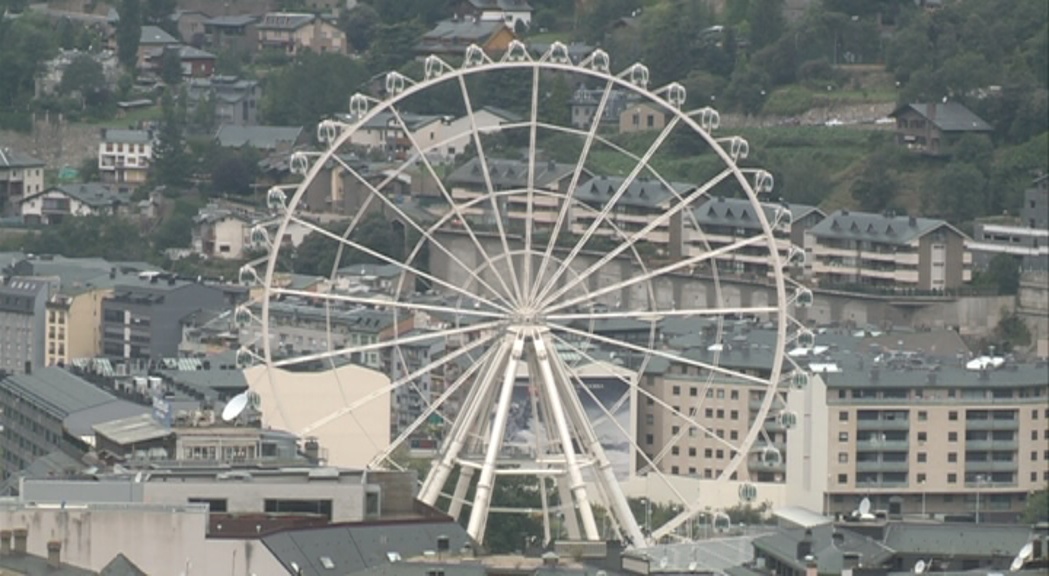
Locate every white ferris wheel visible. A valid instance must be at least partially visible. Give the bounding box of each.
[236,41,814,548]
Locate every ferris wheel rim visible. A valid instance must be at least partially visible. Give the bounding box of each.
[253,46,800,547]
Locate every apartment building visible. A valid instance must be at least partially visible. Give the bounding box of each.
[570,86,632,129]
[572,175,695,255]
[0,147,44,216]
[256,12,346,55]
[98,129,153,188]
[185,75,261,126]
[0,277,50,374]
[446,157,584,229]
[805,210,972,291]
[101,276,247,364]
[689,196,824,277]
[968,174,1049,271]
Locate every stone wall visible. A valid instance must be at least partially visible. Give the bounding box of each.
[0,115,102,171]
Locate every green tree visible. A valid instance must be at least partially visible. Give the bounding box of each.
[79,156,100,183]
[154,197,199,250]
[116,0,142,71]
[23,216,150,261]
[152,88,190,187]
[262,52,369,126]
[366,20,425,76]
[975,254,1022,296]
[0,13,58,130]
[142,0,176,25]
[190,92,217,134]
[775,156,833,206]
[342,3,380,52]
[159,48,182,86]
[851,149,899,212]
[929,161,987,223]
[993,312,1031,353]
[1023,487,1049,523]
[724,64,770,115]
[746,0,785,51]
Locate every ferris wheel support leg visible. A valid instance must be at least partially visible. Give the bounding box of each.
[532,332,600,541]
[447,465,475,520]
[547,339,647,547]
[555,474,582,541]
[420,339,510,505]
[466,332,527,542]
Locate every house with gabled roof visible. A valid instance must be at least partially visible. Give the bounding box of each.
[889,101,993,156]
[415,18,516,57]
[0,147,45,216]
[455,0,533,31]
[805,209,972,291]
[19,184,132,225]
[256,12,346,55]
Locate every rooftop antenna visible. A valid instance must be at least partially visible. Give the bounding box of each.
[221,391,250,422]
[1010,542,1034,572]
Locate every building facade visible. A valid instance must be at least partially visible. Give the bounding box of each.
[256,12,346,55]
[889,102,993,156]
[98,129,153,188]
[805,210,972,291]
[185,75,261,126]
[0,277,50,374]
[19,184,131,225]
[0,148,45,217]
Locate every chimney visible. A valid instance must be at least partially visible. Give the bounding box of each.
[927,102,937,122]
[908,215,917,227]
[12,528,27,555]
[47,541,61,569]
[805,557,818,576]
[797,528,814,560]
[0,530,10,556]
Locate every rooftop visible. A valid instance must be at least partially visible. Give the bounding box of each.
[25,183,132,209]
[575,175,694,210]
[694,196,823,230]
[891,102,993,132]
[419,19,510,45]
[214,124,303,149]
[447,157,583,190]
[807,209,964,245]
[101,128,152,143]
[139,25,179,45]
[257,12,317,30]
[0,147,44,169]
[204,14,258,27]
[2,368,121,420]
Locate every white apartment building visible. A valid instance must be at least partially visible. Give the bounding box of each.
[98,129,154,188]
[0,147,45,216]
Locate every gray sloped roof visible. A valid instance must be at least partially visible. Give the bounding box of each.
[0,147,44,168]
[807,209,964,246]
[694,196,822,230]
[754,524,895,574]
[2,367,117,420]
[446,157,581,190]
[102,129,152,143]
[881,522,1032,558]
[257,12,316,30]
[574,175,694,210]
[93,413,172,445]
[421,19,508,43]
[26,183,133,209]
[891,102,993,132]
[63,399,153,437]
[140,25,180,45]
[204,14,258,27]
[0,553,97,575]
[262,520,473,575]
[465,0,533,11]
[0,449,82,495]
[100,553,149,576]
[215,124,304,149]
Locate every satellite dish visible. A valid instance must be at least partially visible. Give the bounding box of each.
[858,497,871,515]
[659,557,669,569]
[688,562,698,572]
[914,560,927,574]
[1010,542,1034,572]
[222,392,250,422]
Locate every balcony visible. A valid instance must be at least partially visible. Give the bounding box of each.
[856,460,911,473]
[965,440,1018,451]
[857,418,910,431]
[855,439,910,452]
[965,418,1018,431]
[964,460,1018,473]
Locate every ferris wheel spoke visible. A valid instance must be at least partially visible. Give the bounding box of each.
[530,78,615,305]
[328,154,516,309]
[522,67,540,300]
[370,343,499,468]
[287,214,513,315]
[456,75,525,305]
[269,287,505,320]
[545,305,778,323]
[538,167,734,310]
[549,322,769,387]
[547,234,767,314]
[271,319,501,369]
[296,329,498,436]
[533,116,682,306]
[550,334,742,455]
[387,107,521,305]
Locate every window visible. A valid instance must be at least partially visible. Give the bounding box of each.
[948,431,957,442]
[645,434,653,445]
[731,390,739,400]
[730,430,738,440]
[949,411,958,421]
[948,473,957,484]
[264,499,333,520]
[187,498,227,512]
[689,467,697,475]
[730,410,739,420]
[917,432,927,442]
[705,408,713,418]
[672,446,679,455]
[1032,451,1038,462]
[917,473,926,483]
[671,425,680,435]
[716,389,725,399]
[716,409,724,418]
[705,389,713,398]
[838,474,848,484]
[689,387,697,397]
[688,447,696,456]
[918,411,927,421]
[1034,409,1039,419]
[917,452,927,462]
[716,449,724,458]
[672,385,681,395]
[839,432,848,442]
[671,466,679,474]
[838,452,849,463]
[704,448,712,458]
[948,452,957,463]
[646,397,654,406]
[1034,431,1039,440]
[645,414,654,425]
[839,411,849,421]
